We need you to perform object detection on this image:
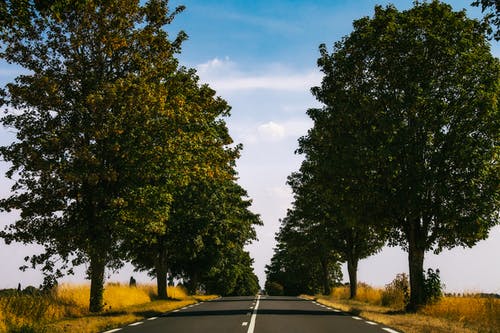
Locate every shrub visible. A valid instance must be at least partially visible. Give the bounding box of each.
[382,273,409,309]
[423,268,443,304]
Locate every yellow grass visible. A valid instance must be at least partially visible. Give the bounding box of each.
[330,284,384,305]
[421,296,500,332]
[0,283,213,333]
[311,285,500,333]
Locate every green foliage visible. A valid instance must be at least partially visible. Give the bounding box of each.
[472,0,500,40]
[382,273,410,309]
[423,268,444,304]
[265,214,343,296]
[0,0,259,311]
[313,0,499,310]
[265,281,284,296]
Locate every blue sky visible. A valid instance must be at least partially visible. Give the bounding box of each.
[1,0,499,293]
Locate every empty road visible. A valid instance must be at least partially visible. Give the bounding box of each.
[103,296,400,333]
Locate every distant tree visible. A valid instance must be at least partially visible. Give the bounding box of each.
[265,211,343,296]
[0,0,232,311]
[315,1,499,310]
[472,0,500,40]
[292,120,386,298]
[129,176,261,298]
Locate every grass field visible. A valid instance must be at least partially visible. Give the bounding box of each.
[312,285,500,333]
[0,283,216,333]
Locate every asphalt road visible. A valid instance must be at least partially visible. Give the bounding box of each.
[103,296,400,333]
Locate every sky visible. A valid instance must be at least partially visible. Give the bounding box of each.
[1,0,499,293]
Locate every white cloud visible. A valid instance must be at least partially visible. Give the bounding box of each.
[238,118,312,145]
[257,121,285,140]
[196,57,322,92]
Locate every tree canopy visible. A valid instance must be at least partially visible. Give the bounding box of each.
[308,0,499,310]
[0,0,260,311]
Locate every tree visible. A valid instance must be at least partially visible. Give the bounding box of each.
[0,0,230,312]
[286,161,384,298]
[265,208,343,296]
[472,0,500,40]
[315,1,499,310]
[129,176,261,298]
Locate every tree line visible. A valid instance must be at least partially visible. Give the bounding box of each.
[0,0,261,312]
[266,0,499,311]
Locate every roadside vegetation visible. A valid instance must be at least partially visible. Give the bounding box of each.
[266,0,499,313]
[309,282,500,333]
[0,283,215,333]
[0,0,261,314]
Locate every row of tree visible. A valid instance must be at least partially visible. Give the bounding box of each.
[266,0,499,311]
[0,0,260,312]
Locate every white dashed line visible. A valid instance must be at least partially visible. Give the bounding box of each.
[382,328,400,333]
[246,295,261,333]
[365,321,377,325]
[333,309,341,312]
[103,329,122,333]
[129,321,143,326]
[173,309,180,312]
[352,316,362,320]
[147,317,158,321]
[242,322,248,326]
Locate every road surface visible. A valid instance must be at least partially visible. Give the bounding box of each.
[103,296,400,333]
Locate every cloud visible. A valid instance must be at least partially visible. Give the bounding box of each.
[196,57,322,92]
[238,118,312,144]
[257,121,285,140]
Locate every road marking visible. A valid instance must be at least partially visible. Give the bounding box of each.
[103,329,122,333]
[173,309,180,312]
[365,321,377,325]
[333,309,341,312]
[246,295,261,333]
[246,312,251,315]
[383,328,400,333]
[147,317,158,321]
[129,322,143,326]
[242,322,248,326]
[352,316,362,320]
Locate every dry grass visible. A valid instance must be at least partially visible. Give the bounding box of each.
[310,284,500,333]
[0,283,215,333]
[421,296,500,332]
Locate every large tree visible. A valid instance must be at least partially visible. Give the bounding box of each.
[0,0,229,312]
[315,1,499,310]
[472,0,500,40]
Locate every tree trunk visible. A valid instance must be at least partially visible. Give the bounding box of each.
[347,257,358,299]
[407,222,426,312]
[320,257,331,295]
[89,255,106,313]
[156,249,168,300]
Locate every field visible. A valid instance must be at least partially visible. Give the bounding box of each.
[0,283,216,333]
[312,285,500,333]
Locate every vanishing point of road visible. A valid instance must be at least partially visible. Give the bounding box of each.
[102,295,400,333]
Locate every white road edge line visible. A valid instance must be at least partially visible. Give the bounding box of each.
[382,328,400,333]
[103,329,122,333]
[129,321,143,326]
[246,295,261,333]
[147,317,158,321]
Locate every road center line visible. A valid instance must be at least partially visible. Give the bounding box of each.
[246,295,261,333]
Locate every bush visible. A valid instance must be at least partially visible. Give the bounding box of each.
[265,281,284,296]
[423,268,443,304]
[382,273,409,309]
